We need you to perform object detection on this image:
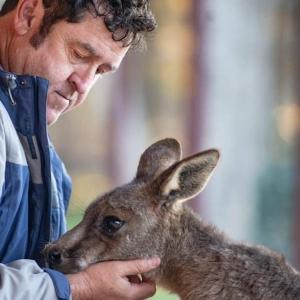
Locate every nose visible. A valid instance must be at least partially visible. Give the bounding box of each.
[48,249,62,267]
[69,68,96,95]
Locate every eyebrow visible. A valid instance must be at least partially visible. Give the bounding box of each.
[76,41,117,72]
[79,42,98,56]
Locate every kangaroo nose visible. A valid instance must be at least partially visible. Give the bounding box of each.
[48,249,62,267]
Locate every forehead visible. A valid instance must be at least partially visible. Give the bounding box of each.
[53,13,129,61]
[109,183,146,207]
[95,182,151,214]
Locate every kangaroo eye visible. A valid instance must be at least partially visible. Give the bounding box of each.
[101,216,125,237]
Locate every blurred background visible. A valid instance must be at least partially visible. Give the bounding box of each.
[2,0,300,299]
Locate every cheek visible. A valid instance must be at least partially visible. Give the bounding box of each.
[43,62,73,85]
[32,50,73,85]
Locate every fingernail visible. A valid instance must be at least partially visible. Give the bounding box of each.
[149,256,161,267]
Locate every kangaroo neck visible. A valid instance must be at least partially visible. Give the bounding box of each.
[158,206,226,299]
[158,206,300,300]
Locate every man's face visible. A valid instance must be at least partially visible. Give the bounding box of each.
[12,11,129,125]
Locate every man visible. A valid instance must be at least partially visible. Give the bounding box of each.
[0,0,160,299]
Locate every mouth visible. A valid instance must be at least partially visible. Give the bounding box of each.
[47,257,88,274]
[56,92,72,103]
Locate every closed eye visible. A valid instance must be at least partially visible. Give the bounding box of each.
[72,49,89,60]
[96,67,105,76]
[96,64,116,76]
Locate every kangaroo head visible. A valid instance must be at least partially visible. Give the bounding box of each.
[44,138,219,274]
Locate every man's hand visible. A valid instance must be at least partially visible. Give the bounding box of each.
[67,257,161,300]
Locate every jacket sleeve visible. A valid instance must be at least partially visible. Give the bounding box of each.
[0,112,71,299]
[0,259,71,300]
[0,104,5,197]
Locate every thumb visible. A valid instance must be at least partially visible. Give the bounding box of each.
[119,257,161,276]
[128,280,157,299]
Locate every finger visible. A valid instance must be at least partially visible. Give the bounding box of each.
[119,257,161,276]
[128,281,157,300]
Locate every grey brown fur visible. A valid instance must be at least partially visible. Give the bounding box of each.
[44,138,300,300]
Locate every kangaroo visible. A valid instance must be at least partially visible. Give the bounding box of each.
[44,138,300,300]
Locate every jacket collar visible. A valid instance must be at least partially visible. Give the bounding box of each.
[0,68,49,136]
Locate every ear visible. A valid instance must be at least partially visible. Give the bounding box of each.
[136,138,182,181]
[13,0,43,36]
[156,149,220,204]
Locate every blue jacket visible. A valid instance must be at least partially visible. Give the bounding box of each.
[0,68,72,299]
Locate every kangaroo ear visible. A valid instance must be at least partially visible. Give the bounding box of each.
[156,149,220,204]
[136,138,182,181]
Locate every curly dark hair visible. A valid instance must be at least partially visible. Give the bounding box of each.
[0,0,157,48]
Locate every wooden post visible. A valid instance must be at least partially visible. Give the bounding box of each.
[292,0,300,269]
[188,0,208,212]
